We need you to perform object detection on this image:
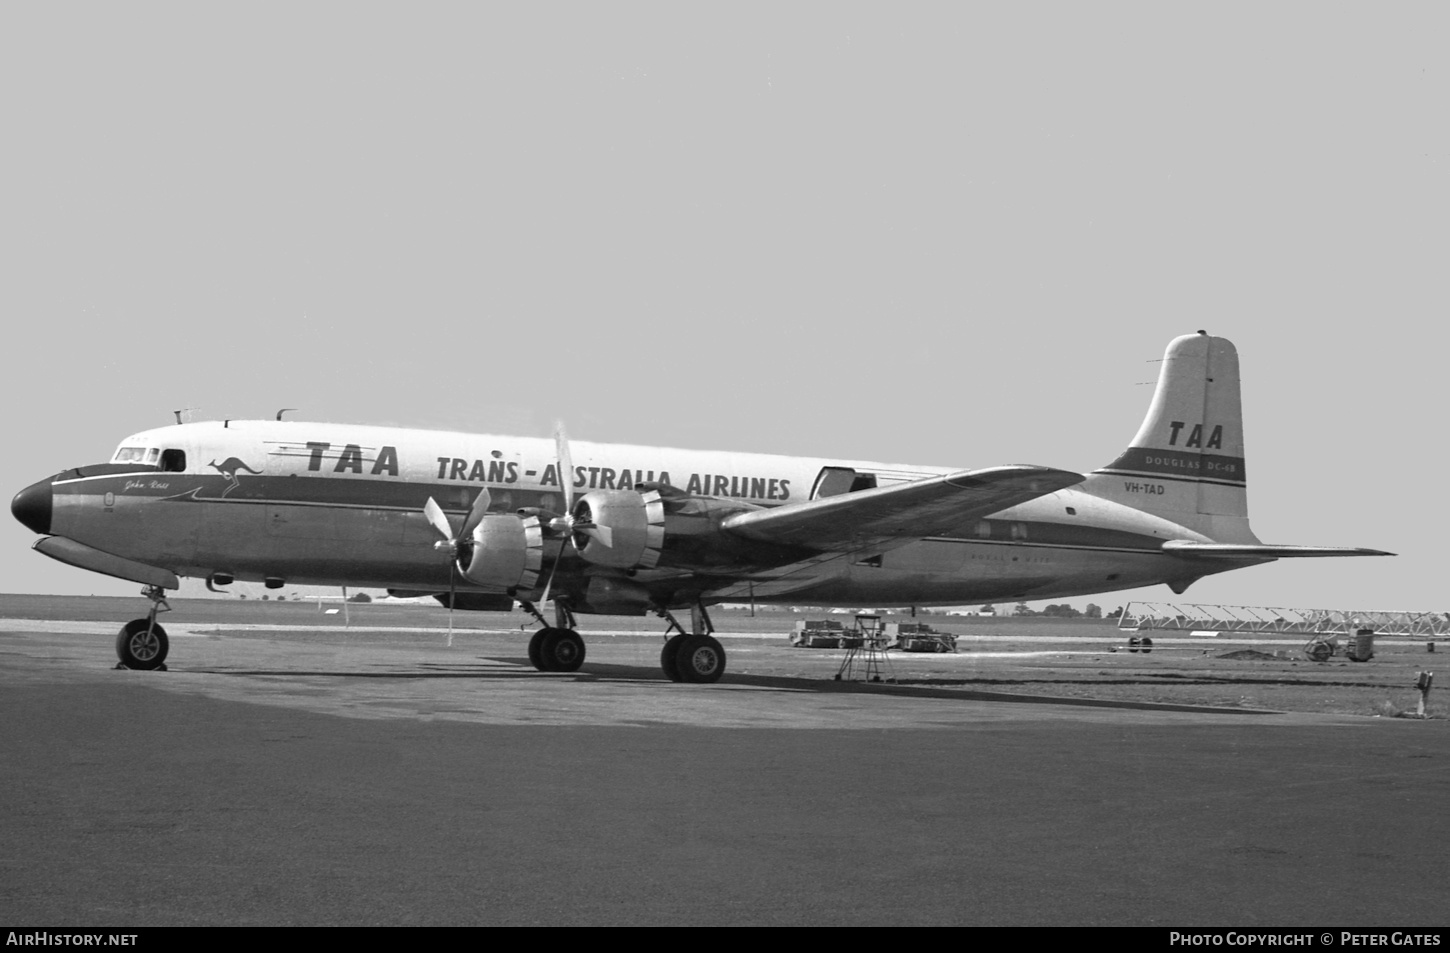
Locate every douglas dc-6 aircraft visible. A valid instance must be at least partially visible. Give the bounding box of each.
[11,332,1390,682]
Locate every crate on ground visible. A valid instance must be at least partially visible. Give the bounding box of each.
[883,622,958,653]
[790,619,847,648]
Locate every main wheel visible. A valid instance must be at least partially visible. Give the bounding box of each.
[675,634,726,684]
[116,619,169,670]
[537,628,585,673]
[528,628,552,671]
[660,633,688,682]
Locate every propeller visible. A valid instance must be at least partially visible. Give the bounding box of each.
[424,488,492,637]
[545,423,613,547]
[539,423,612,606]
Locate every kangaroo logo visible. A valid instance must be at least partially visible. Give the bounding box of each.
[209,457,263,497]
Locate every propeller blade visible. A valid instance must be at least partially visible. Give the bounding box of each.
[423,497,453,541]
[540,552,560,607]
[459,488,492,541]
[447,560,456,643]
[554,422,575,512]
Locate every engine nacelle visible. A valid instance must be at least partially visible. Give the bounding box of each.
[572,490,665,569]
[458,514,543,591]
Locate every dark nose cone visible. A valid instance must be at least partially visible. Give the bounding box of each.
[11,478,52,535]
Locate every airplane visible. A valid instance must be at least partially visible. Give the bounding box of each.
[10,332,1391,682]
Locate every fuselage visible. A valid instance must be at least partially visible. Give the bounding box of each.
[13,419,1226,610]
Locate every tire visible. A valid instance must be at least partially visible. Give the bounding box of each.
[675,634,726,684]
[541,629,585,673]
[528,628,552,671]
[116,619,169,670]
[660,633,687,682]
[1305,640,1332,663]
[1139,637,1153,654]
[1127,637,1140,653]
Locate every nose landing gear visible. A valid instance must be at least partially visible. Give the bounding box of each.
[115,585,171,671]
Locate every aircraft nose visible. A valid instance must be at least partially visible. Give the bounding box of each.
[11,477,53,535]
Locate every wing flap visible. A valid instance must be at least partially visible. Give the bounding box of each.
[722,465,1084,550]
[1162,541,1395,558]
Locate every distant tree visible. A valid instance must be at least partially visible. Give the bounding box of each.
[261,595,269,601]
[1013,602,1033,617]
[1041,604,1082,618]
[348,592,373,603]
[1107,606,1124,619]
[1085,604,1102,619]
[980,604,995,615]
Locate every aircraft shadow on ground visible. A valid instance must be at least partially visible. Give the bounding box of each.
[192,656,1278,716]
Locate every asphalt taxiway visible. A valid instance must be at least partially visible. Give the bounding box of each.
[2,611,1447,926]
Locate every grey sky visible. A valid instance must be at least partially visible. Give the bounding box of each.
[3,3,1445,612]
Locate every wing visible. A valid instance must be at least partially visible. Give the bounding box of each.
[1161,541,1395,558]
[723,465,1085,550]
[691,465,1083,603]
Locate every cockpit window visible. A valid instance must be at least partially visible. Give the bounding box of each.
[113,447,152,464]
[159,449,187,472]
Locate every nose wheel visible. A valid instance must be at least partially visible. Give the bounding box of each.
[115,586,171,671]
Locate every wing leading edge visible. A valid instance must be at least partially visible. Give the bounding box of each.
[1161,541,1395,558]
[722,465,1085,551]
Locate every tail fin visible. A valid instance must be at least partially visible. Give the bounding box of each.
[1082,331,1259,544]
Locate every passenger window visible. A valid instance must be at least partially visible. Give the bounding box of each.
[159,449,186,472]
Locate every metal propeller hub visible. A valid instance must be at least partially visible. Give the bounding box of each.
[569,498,599,549]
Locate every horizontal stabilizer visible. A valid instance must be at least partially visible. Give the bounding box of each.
[1161,541,1395,559]
[34,535,180,588]
[723,465,1084,550]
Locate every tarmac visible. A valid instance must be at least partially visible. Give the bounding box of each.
[2,599,1448,926]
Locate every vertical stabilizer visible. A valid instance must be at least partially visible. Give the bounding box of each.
[1082,332,1259,543]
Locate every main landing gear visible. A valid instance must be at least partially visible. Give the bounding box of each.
[656,602,726,684]
[518,599,727,683]
[115,586,171,671]
[520,601,587,673]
